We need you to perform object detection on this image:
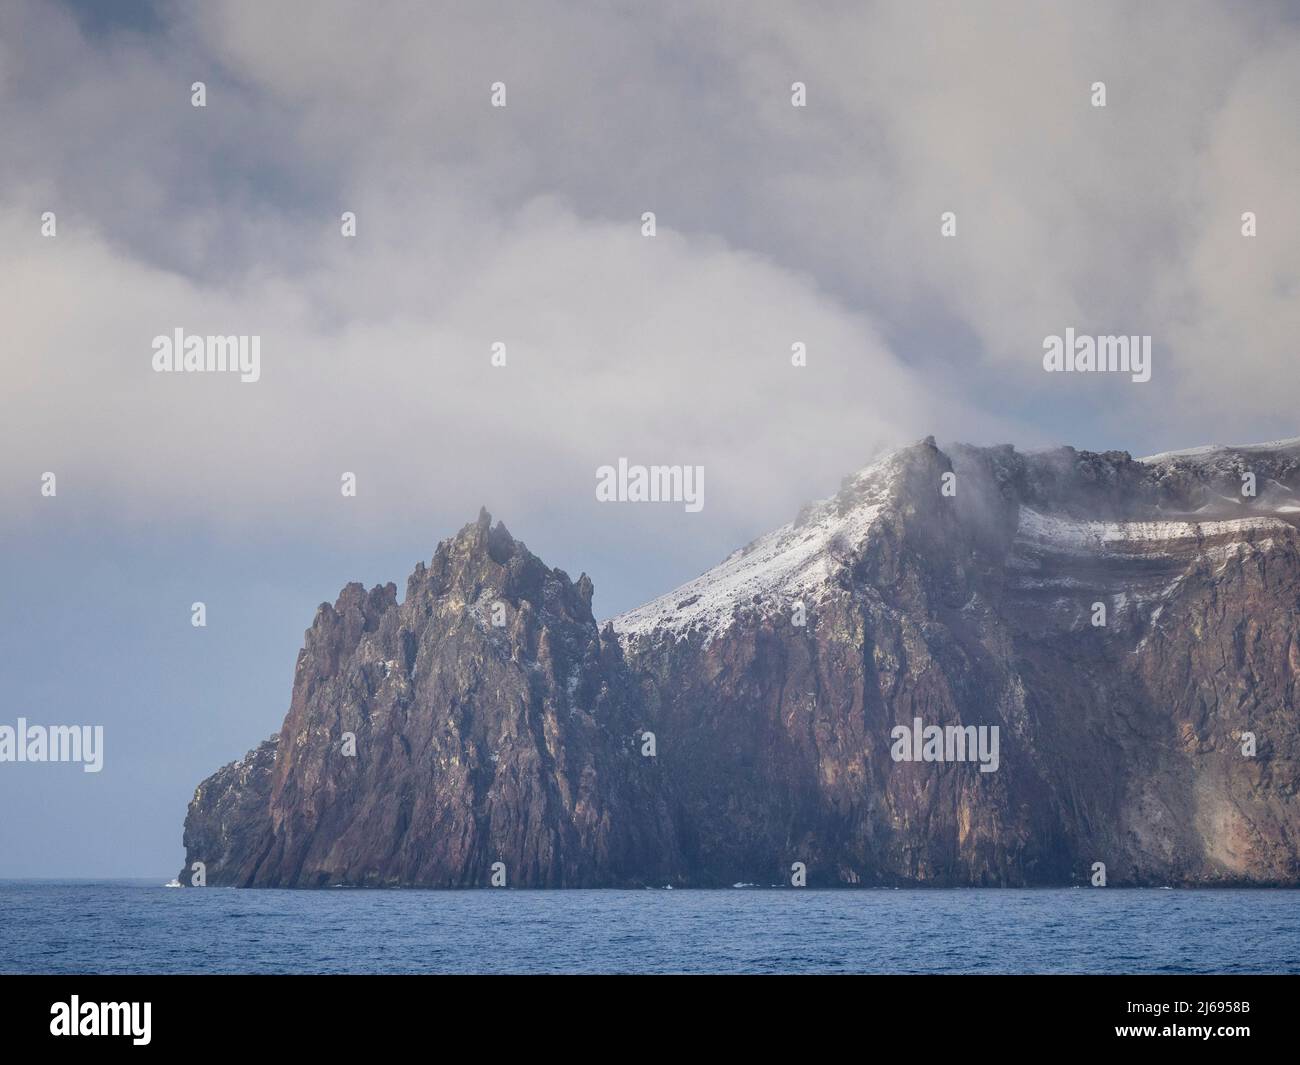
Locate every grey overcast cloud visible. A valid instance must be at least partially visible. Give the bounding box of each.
[1,0,1299,998]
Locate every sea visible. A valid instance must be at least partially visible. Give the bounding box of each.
[1,881,1297,974]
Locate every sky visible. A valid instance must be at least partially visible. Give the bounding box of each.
[1,0,1297,876]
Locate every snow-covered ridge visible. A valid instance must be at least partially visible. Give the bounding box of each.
[612,448,907,642]
[1138,437,1300,464]
[1016,507,1289,554]
[610,437,1299,645]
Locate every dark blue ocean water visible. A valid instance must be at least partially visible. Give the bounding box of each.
[1,881,1296,974]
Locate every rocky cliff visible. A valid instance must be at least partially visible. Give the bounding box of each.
[181,509,680,887]
[181,438,1300,887]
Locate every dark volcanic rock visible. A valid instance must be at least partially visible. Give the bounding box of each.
[616,437,1300,886]
[183,439,1300,887]
[182,509,680,887]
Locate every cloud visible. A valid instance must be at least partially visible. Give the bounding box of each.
[717,1,1299,442]
[1154,36,1300,437]
[0,193,967,542]
[1,0,1295,549]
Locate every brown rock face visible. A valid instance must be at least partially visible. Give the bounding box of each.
[617,440,1067,886]
[617,438,1300,886]
[183,439,1300,887]
[181,508,680,887]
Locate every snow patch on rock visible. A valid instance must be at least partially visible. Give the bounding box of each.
[1016,507,1287,554]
